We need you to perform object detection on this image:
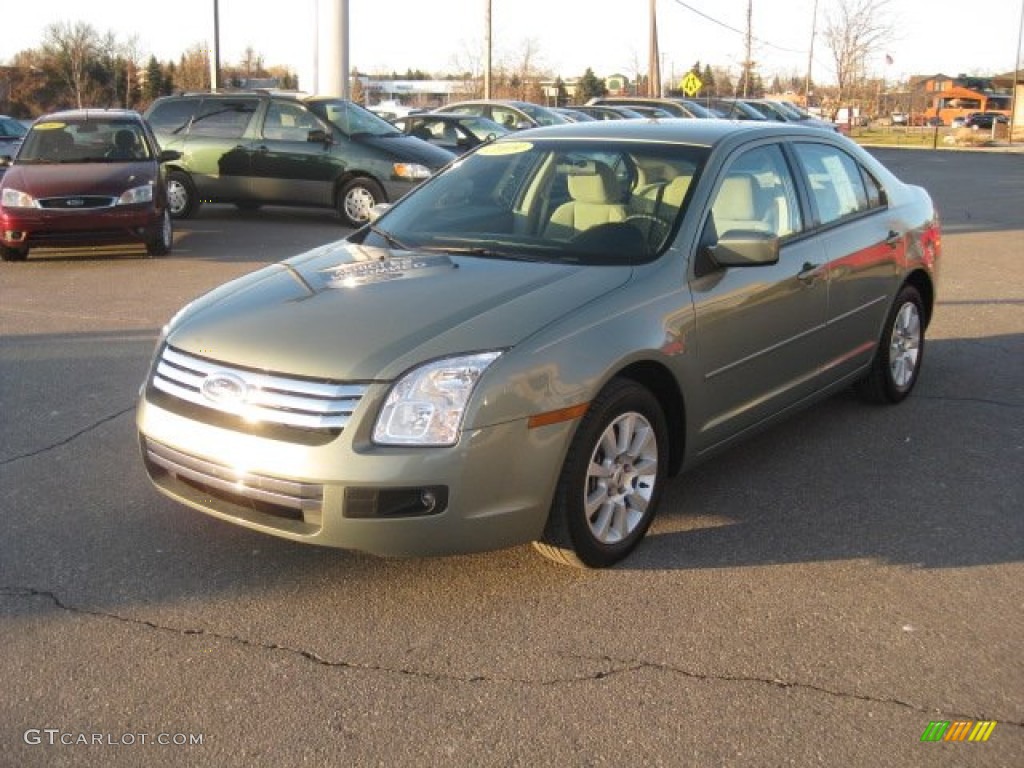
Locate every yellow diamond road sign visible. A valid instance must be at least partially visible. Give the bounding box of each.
[681,72,702,97]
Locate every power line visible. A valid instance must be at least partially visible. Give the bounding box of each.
[669,0,807,55]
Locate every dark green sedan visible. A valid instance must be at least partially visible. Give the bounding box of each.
[137,119,941,567]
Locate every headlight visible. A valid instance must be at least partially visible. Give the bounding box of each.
[373,351,503,446]
[1,188,38,208]
[392,162,432,180]
[117,184,154,205]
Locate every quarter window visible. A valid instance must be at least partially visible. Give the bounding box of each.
[190,98,258,139]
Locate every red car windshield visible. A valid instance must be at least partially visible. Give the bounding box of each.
[18,119,151,164]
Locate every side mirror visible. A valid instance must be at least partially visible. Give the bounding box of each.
[706,230,779,268]
[368,203,392,223]
[308,128,331,144]
[515,120,533,131]
[158,149,182,163]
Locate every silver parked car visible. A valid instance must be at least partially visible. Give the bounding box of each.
[137,120,941,568]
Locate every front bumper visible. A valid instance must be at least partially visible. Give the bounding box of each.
[136,391,574,558]
[1,205,163,249]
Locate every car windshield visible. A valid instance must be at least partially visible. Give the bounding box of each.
[0,117,28,138]
[311,100,403,137]
[357,138,709,266]
[514,103,571,126]
[17,118,151,164]
[458,117,511,141]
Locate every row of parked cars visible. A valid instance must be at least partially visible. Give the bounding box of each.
[0,93,836,262]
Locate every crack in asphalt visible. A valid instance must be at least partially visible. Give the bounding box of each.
[4,585,1022,729]
[0,406,134,467]
[917,394,1022,409]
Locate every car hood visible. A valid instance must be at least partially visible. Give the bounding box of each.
[166,240,631,381]
[1,161,156,197]
[356,134,455,169]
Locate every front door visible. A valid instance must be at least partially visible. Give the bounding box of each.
[249,100,338,207]
[689,143,830,453]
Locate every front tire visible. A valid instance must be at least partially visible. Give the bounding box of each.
[1,243,28,262]
[166,170,199,219]
[337,177,385,228]
[855,284,925,404]
[146,209,173,257]
[534,378,667,568]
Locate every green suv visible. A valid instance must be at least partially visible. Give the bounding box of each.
[145,92,454,227]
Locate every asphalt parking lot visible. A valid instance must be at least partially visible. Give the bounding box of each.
[1,149,1021,767]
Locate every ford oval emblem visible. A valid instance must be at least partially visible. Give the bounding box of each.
[200,372,248,405]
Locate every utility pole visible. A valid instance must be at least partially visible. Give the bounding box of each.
[804,0,819,107]
[484,0,492,99]
[648,0,661,98]
[209,0,221,91]
[742,0,753,97]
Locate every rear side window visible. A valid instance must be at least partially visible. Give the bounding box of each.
[147,98,201,135]
[793,143,880,226]
[190,98,258,139]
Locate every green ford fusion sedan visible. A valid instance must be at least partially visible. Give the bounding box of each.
[137,119,941,568]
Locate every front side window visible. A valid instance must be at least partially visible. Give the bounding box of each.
[262,101,322,141]
[704,144,802,240]
[793,143,877,226]
[358,139,709,266]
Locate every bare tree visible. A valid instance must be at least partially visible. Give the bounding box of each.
[502,38,547,101]
[177,44,212,92]
[822,0,894,112]
[42,21,101,108]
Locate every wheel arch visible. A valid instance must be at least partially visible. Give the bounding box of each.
[904,268,935,329]
[613,360,686,477]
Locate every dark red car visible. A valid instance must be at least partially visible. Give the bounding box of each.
[0,109,180,261]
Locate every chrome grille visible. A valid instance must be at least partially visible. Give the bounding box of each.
[144,439,323,513]
[152,345,367,430]
[39,195,117,209]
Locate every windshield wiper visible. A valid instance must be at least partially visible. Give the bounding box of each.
[368,224,413,251]
[422,245,539,262]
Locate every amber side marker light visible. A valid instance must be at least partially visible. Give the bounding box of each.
[528,403,590,429]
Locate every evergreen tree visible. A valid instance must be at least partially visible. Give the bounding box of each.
[577,67,607,103]
[144,55,163,101]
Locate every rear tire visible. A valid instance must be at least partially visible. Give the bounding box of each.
[534,378,667,568]
[0,243,28,261]
[146,209,173,257]
[337,177,385,228]
[166,170,199,219]
[855,284,925,404]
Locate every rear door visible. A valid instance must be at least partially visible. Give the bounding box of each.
[789,141,902,383]
[185,96,259,201]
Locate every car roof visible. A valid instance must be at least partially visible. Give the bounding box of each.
[33,109,143,122]
[504,116,837,146]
